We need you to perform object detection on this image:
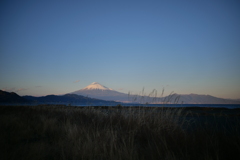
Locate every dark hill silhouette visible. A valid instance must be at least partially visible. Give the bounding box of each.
[0,90,119,105]
[22,94,119,105]
[0,90,30,103]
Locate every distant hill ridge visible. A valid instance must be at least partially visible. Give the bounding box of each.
[0,90,118,105]
[158,93,240,104]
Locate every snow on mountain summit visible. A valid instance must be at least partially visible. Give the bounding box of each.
[82,82,113,90]
[70,82,126,101]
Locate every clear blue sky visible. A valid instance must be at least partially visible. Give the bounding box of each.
[1,0,240,98]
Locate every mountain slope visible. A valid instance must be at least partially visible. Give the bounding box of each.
[0,90,30,103]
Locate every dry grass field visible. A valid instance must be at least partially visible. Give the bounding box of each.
[0,105,240,160]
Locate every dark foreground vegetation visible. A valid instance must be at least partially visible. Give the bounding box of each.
[0,105,240,160]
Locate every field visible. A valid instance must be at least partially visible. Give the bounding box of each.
[1,105,240,160]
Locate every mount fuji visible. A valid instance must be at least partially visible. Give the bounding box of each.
[70,82,240,104]
[70,82,130,102]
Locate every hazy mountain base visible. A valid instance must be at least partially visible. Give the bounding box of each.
[1,105,240,160]
[71,89,240,104]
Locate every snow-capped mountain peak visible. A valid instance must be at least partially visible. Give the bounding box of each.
[82,82,113,90]
[70,82,126,101]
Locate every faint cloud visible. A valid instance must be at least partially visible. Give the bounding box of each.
[1,88,7,91]
[1,87,27,92]
[35,86,42,88]
[118,88,124,91]
[1,87,15,92]
[16,88,27,92]
[73,80,80,83]
[161,85,170,87]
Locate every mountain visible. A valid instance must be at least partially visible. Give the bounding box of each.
[70,82,130,102]
[0,90,30,103]
[70,83,240,104]
[22,94,118,105]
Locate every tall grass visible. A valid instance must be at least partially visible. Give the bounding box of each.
[128,88,181,104]
[0,105,239,160]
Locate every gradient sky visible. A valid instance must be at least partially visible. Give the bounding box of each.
[1,0,240,99]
